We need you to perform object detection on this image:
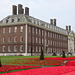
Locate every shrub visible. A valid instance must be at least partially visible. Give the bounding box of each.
[0,57,2,67]
[40,49,44,60]
[62,51,66,58]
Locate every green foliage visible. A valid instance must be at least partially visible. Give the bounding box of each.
[31,47,32,56]
[62,51,66,58]
[40,49,44,60]
[0,57,2,67]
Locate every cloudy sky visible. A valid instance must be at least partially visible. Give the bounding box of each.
[0,0,75,31]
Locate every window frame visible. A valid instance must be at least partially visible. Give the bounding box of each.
[20,26,23,32]
[20,36,23,42]
[14,36,17,42]
[8,37,11,42]
[3,46,5,52]
[14,27,17,33]
[20,45,23,52]
[3,28,5,33]
[3,37,5,43]
[8,46,11,52]
[14,46,17,52]
[9,27,11,33]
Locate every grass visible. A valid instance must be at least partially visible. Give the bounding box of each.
[0,56,60,61]
[0,55,75,65]
[0,55,74,61]
[0,56,60,65]
[1,55,60,59]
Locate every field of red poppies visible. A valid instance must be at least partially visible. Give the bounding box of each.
[1,56,75,74]
[1,66,75,75]
[6,57,75,66]
[0,65,41,73]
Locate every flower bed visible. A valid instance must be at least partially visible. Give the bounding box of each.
[0,65,41,73]
[1,57,75,74]
[9,57,75,66]
[1,66,75,75]
[65,60,75,66]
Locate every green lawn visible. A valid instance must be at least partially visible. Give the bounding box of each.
[1,56,60,65]
[0,55,75,65]
[1,56,60,60]
[0,55,74,60]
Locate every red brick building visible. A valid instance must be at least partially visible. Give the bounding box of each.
[0,4,75,56]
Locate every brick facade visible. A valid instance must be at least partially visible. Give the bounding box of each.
[27,25,68,55]
[0,25,25,53]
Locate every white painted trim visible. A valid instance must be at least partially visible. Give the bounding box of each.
[0,53,28,56]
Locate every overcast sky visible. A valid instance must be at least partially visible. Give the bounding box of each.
[0,0,75,32]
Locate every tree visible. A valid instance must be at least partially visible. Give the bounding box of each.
[62,51,66,58]
[40,49,44,60]
[0,57,2,67]
[31,47,32,56]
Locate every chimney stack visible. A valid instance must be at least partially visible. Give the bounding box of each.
[25,7,29,16]
[54,19,56,26]
[18,4,24,14]
[69,25,71,31]
[66,26,68,30]
[18,4,22,9]
[12,4,30,15]
[50,19,53,25]
[12,5,17,15]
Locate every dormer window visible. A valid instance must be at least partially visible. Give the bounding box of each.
[34,20,36,24]
[37,21,39,25]
[46,24,48,28]
[12,19,14,23]
[18,18,20,22]
[6,20,8,23]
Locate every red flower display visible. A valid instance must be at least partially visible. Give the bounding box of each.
[1,66,75,75]
[12,57,75,66]
[0,65,41,72]
[65,60,75,66]
[1,57,75,74]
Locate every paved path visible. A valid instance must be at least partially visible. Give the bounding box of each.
[41,66,56,68]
